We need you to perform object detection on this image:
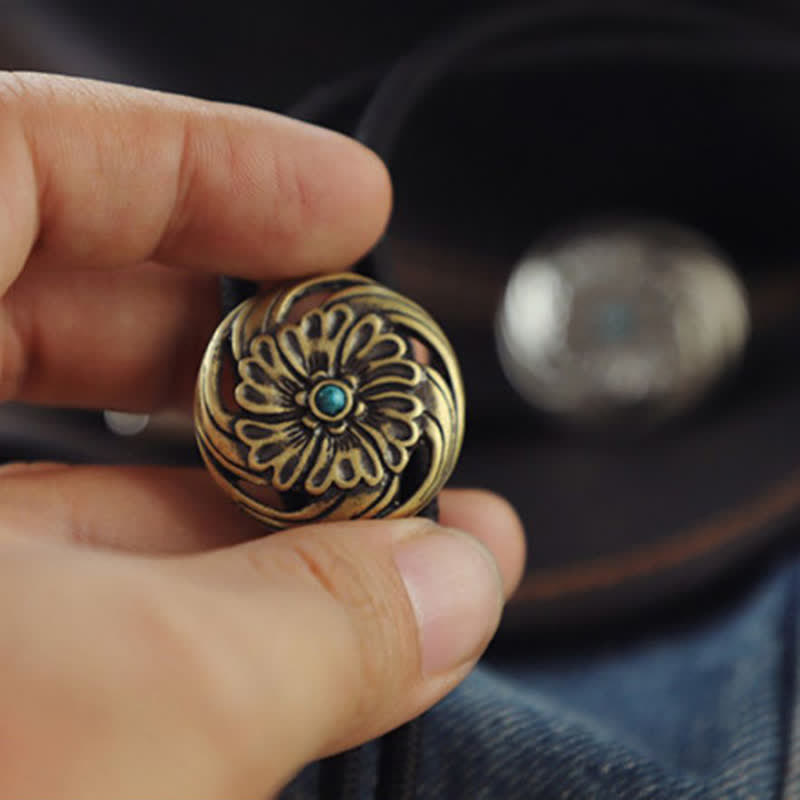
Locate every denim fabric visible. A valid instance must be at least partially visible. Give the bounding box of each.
[281,557,800,799]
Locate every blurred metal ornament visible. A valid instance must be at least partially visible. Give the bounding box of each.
[195,272,464,528]
[496,220,751,426]
[104,410,149,437]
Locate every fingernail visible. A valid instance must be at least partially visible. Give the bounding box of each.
[394,528,503,675]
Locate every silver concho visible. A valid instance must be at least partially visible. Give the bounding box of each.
[495,220,751,427]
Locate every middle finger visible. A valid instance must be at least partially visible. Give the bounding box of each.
[3,261,220,411]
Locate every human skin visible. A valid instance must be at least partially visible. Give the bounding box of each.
[0,73,526,799]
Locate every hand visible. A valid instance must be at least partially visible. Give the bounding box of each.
[0,74,526,799]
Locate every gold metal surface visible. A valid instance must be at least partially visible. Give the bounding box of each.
[194,273,465,528]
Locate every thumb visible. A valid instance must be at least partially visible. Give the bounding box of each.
[175,516,509,795]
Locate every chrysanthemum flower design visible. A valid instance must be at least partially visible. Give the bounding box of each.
[232,303,426,496]
[195,272,464,528]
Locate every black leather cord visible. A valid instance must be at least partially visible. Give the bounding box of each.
[354,0,790,161]
[315,441,437,800]
[318,709,435,800]
[319,745,362,800]
[217,275,430,800]
[218,277,258,317]
[313,480,437,800]
[350,1,796,287]
[373,711,423,800]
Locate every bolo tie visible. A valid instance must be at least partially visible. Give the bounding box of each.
[193,4,793,798]
[201,272,463,800]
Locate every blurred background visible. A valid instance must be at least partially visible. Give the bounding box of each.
[5,0,800,641]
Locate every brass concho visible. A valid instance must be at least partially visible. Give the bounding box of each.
[194,273,465,528]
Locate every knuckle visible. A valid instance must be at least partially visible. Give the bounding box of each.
[153,114,203,256]
[263,145,316,257]
[286,537,373,610]
[274,535,422,720]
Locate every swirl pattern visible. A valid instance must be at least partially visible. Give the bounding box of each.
[194,273,465,528]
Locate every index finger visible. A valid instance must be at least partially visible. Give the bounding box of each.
[0,72,392,294]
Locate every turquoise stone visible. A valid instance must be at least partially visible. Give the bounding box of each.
[315,383,348,416]
[596,301,636,342]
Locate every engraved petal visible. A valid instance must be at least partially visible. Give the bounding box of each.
[349,428,384,487]
[271,431,319,492]
[305,435,335,495]
[376,415,422,448]
[233,418,312,481]
[362,390,423,451]
[340,313,406,370]
[301,309,325,342]
[360,391,424,419]
[235,358,298,416]
[234,418,296,445]
[331,449,360,490]
[322,303,356,344]
[360,359,425,393]
[277,326,309,379]
[352,333,407,371]
[272,304,359,381]
[304,429,385,494]
[301,304,356,375]
[248,335,304,387]
[356,420,409,474]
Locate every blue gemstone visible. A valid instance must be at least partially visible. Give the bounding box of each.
[596,301,636,341]
[315,383,347,416]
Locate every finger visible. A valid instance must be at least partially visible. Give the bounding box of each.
[439,488,526,596]
[0,72,391,296]
[3,262,219,409]
[0,460,67,477]
[0,465,266,552]
[0,464,525,587]
[168,516,510,791]
[0,514,514,798]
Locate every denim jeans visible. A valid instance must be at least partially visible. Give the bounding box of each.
[282,555,799,799]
